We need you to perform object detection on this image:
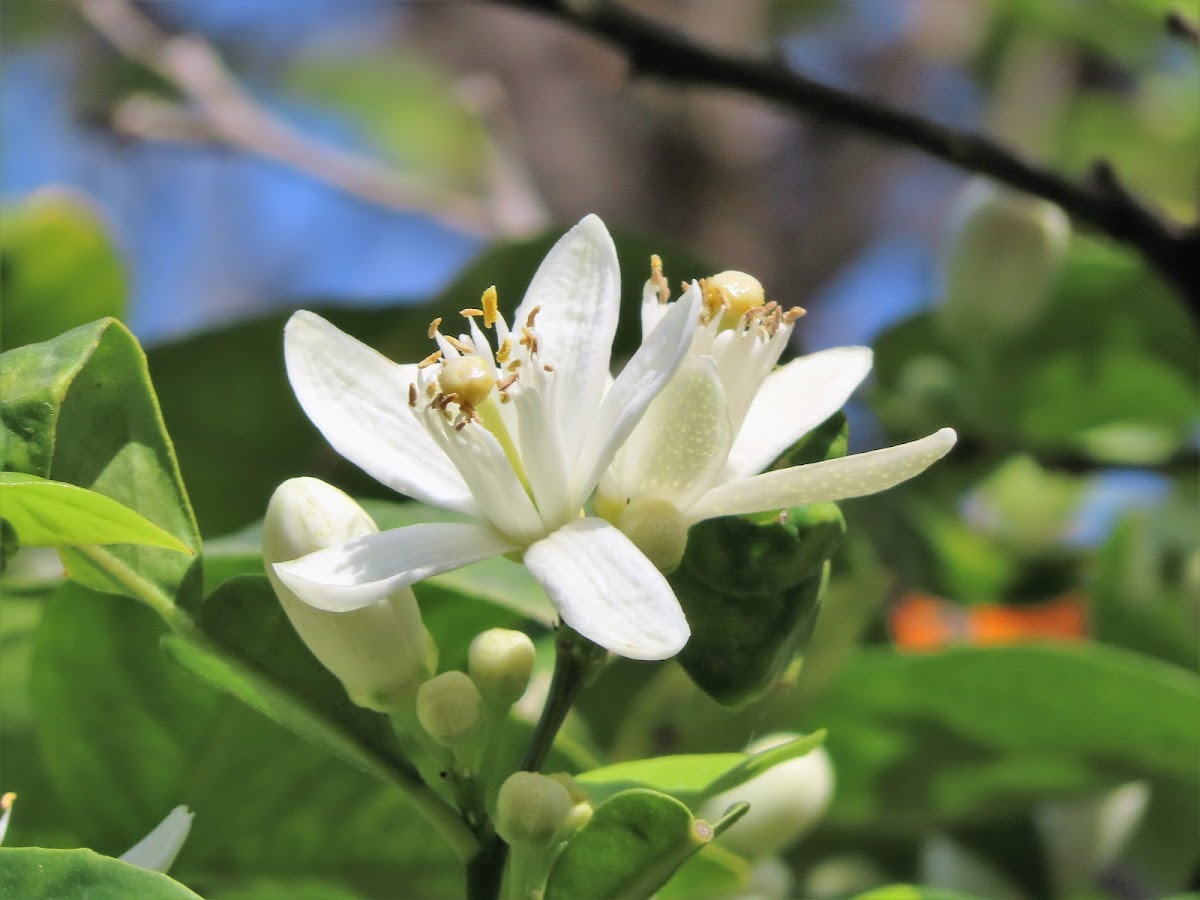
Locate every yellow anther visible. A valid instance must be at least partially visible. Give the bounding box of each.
[783,306,807,323]
[649,254,670,303]
[438,355,494,408]
[482,286,499,328]
[543,364,555,372]
[408,383,418,407]
[705,271,766,331]
[460,308,484,318]
[428,317,443,339]
[525,305,542,328]
[418,349,444,368]
[425,382,437,397]
[446,334,474,354]
[496,338,512,364]
[496,371,519,392]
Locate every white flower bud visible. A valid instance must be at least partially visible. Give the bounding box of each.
[939,179,1069,342]
[416,671,483,747]
[1034,781,1150,897]
[468,628,536,707]
[700,732,834,858]
[263,477,437,712]
[494,772,574,849]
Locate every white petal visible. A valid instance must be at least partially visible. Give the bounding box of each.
[284,311,478,516]
[273,522,516,612]
[513,215,621,455]
[512,373,574,531]
[119,806,194,873]
[688,428,957,523]
[726,346,874,478]
[607,356,733,510]
[640,277,670,338]
[523,518,689,661]
[574,282,703,501]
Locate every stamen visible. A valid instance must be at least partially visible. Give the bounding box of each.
[496,338,512,364]
[455,419,469,431]
[460,308,484,318]
[427,317,443,339]
[543,364,555,372]
[525,305,542,328]
[649,254,670,304]
[496,371,519,392]
[520,326,539,355]
[482,286,499,328]
[426,382,437,397]
[419,349,444,368]
[408,383,417,407]
[783,306,807,323]
[500,392,512,403]
[445,334,474,354]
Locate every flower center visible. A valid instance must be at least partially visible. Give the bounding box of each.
[704,270,765,330]
[438,355,494,408]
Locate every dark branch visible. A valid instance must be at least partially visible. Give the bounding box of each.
[1166,9,1200,45]
[494,0,1200,312]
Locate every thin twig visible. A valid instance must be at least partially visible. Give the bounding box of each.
[79,0,493,236]
[494,0,1200,311]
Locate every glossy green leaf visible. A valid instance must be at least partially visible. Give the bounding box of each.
[655,842,749,900]
[0,848,202,900]
[0,191,126,352]
[30,583,464,898]
[0,319,201,609]
[544,789,712,900]
[852,887,983,900]
[0,472,191,553]
[577,731,824,807]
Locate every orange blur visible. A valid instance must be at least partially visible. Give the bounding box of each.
[890,591,1088,651]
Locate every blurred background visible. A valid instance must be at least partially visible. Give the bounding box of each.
[2,1,1198,898]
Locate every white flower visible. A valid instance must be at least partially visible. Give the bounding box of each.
[597,266,957,570]
[273,216,702,660]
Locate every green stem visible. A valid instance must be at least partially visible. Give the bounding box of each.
[519,624,607,773]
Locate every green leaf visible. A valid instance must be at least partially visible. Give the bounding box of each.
[0,191,126,352]
[576,731,825,807]
[0,848,203,900]
[0,319,201,610]
[655,842,749,900]
[0,472,191,553]
[30,583,464,897]
[544,789,712,900]
[852,887,984,900]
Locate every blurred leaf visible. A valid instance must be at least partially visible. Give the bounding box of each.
[544,789,713,900]
[0,472,191,553]
[0,191,126,352]
[0,848,202,900]
[147,228,715,537]
[284,55,488,190]
[0,319,201,608]
[30,583,464,898]
[576,731,824,807]
[851,887,983,900]
[614,645,1200,833]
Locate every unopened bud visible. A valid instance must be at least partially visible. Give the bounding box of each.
[263,478,437,712]
[939,179,1070,342]
[468,629,536,707]
[495,772,574,849]
[700,733,834,858]
[416,671,483,747]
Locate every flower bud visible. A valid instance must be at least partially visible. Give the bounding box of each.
[1033,781,1150,897]
[700,733,834,858]
[416,671,483,747]
[617,498,689,573]
[938,179,1070,343]
[494,772,574,849]
[263,478,437,712]
[468,629,536,707]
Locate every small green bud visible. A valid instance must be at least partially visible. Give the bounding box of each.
[494,772,574,849]
[468,629,536,707]
[263,478,437,712]
[939,179,1070,343]
[700,732,834,858]
[416,671,483,747]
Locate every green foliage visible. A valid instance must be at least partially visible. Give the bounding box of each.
[0,471,192,553]
[0,192,126,352]
[576,731,825,807]
[0,319,201,609]
[544,789,735,900]
[0,848,203,900]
